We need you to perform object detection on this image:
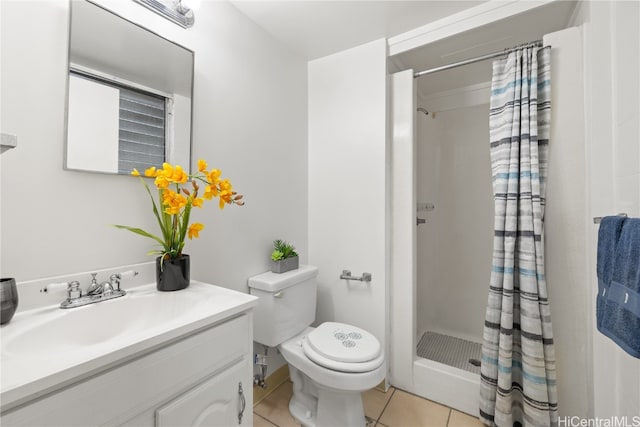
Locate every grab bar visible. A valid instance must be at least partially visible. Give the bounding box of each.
[340,270,372,282]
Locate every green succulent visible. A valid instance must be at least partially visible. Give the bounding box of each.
[271,239,298,261]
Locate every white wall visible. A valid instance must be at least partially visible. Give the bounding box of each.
[416,103,492,343]
[0,0,148,281]
[181,2,308,293]
[308,39,388,349]
[0,0,308,298]
[543,26,590,418]
[584,0,640,418]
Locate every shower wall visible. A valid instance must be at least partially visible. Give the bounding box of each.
[416,102,493,344]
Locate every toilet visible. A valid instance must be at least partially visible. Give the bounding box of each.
[248,265,386,427]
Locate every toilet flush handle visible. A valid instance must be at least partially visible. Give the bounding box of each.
[273,291,284,298]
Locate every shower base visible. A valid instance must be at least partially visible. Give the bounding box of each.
[416,331,482,374]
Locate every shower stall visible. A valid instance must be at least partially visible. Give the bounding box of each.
[392,72,496,416]
[389,68,493,416]
[414,102,492,374]
[388,1,582,417]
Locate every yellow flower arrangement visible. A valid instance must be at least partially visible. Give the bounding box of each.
[114,160,244,262]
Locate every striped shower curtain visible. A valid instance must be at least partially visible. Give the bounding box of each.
[479,46,557,427]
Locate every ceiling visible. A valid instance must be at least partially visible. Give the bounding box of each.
[228,1,485,60]
[228,0,577,106]
[392,1,578,99]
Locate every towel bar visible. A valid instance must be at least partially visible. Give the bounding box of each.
[593,213,628,224]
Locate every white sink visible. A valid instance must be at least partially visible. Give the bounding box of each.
[0,281,258,411]
[2,298,141,356]
[2,289,194,356]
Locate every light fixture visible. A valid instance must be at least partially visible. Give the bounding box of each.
[133,0,196,28]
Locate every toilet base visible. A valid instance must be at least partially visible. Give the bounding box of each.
[288,365,367,427]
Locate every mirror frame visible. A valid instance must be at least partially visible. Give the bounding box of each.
[64,0,195,176]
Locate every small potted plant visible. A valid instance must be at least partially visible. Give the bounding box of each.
[271,239,299,273]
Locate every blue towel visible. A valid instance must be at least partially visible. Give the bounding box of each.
[600,218,640,358]
[596,216,626,330]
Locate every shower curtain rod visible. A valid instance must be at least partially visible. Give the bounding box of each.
[414,40,544,78]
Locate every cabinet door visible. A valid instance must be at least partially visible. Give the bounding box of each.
[155,360,251,427]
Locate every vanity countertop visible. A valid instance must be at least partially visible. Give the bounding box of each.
[0,281,257,412]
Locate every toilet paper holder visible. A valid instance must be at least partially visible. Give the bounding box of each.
[340,270,372,282]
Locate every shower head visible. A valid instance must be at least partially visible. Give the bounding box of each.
[417,107,429,115]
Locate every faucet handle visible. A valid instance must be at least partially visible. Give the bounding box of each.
[109,274,120,291]
[67,281,82,299]
[110,271,138,291]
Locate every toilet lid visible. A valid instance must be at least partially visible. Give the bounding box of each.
[305,322,381,363]
[302,338,385,373]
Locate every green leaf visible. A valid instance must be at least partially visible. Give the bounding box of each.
[272,239,297,259]
[178,202,193,248]
[159,188,172,244]
[138,176,168,243]
[113,225,167,249]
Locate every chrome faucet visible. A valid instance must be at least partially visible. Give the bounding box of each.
[86,273,103,295]
[51,271,138,309]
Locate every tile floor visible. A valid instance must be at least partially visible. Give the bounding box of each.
[253,381,485,427]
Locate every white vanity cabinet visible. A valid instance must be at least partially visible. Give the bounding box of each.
[2,313,254,427]
[155,361,248,427]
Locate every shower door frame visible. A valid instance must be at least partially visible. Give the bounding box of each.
[389,69,417,392]
[389,69,482,416]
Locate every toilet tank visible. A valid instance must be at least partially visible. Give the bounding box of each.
[248,265,318,347]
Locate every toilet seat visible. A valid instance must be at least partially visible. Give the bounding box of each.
[302,322,384,373]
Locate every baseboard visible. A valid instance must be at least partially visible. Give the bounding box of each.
[253,364,290,406]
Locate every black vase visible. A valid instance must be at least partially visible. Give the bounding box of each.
[1,278,18,325]
[156,254,190,292]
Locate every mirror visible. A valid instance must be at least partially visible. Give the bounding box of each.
[65,0,194,175]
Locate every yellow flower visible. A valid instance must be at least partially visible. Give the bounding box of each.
[172,165,188,184]
[207,169,221,185]
[162,189,187,215]
[162,188,177,203]
[187,223,204,239]
[164,205,179,215]
[144,166,157,177]
[198,159,207,172]
[192,197,204,208]
[218,179,233,209]
[131,169,140,177]
[155,174,170,189]
[203,184,218,200]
